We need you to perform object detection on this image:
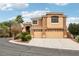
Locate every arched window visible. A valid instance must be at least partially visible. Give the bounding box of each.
[51,16,59,23]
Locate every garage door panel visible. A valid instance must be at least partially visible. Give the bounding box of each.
[34,31,42,38]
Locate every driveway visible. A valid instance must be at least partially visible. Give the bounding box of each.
[0,38,79,56]
[10,38,79,50]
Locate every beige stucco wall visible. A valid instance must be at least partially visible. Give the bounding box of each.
[46,16,64,29]
[32,19,43,29]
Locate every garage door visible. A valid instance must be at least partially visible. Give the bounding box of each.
[33,31,42,38]
[46,30,63,38]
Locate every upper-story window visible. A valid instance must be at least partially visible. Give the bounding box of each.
[33,20,37,24]
[51,16,59,23]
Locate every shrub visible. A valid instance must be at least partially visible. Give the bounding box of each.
[75,35,79,43]
[14,32,32,41]
[4,33,9,37]
[21,32,29,36]
[21,36,26,41]
[18,32,32,42]
[25,34,32,41]
[20,35,32,42]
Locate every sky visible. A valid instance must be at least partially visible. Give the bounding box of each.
[0,3,79,26]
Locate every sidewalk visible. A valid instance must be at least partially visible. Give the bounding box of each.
[9,38,79,50]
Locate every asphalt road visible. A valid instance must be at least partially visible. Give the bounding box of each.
[0,38,79,56]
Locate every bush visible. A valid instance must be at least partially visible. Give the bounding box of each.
[21,35,31,42]
[21,32,29,36]
[75,35,79,42]
[18,32,32,42]
[0,33,9,37]
[4,33,9,37]
[25,34,32,41]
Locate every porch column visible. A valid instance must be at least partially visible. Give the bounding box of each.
[63,16,67,38]
[42,16,47,38]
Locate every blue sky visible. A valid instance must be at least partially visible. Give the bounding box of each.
[0,3,79,26]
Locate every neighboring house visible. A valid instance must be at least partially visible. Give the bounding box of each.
[23,12,67,38]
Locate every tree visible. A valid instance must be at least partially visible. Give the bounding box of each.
[0,15,24,38]
[15,15,24,23]
[2,21,11,27]
[11,22,22,39]
[77,23,79,35]
[68,23,79,38]
[0,22,9,37]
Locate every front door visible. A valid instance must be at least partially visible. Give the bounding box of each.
[26,26,30,34]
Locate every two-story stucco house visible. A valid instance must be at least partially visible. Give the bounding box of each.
[23,12,67,38]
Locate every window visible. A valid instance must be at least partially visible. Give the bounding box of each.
[33,20,37,24]
[51,16,59,23]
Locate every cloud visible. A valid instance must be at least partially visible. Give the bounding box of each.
[45,8,49,11]
[8,16,16,20]
[67,17,79,23]
[22,10,49,17]
[21,10,50,22]
[0,4,12,11]
[54,3,68,6]
[21,10,79,25]
[0,3,29,11]
[67,17,79,27]
[13,3,29,9]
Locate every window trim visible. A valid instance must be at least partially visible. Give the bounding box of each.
[51,16,59,24]
[32,20,38,25]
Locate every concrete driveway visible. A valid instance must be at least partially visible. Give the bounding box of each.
[1,38,79,56]
[9,38,79,50]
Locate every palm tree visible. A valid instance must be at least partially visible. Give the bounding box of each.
[15,15,24,23]
[11,22,22,39]
[11,15,24,39]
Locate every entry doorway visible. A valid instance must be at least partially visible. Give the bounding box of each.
[26,26,30,34]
